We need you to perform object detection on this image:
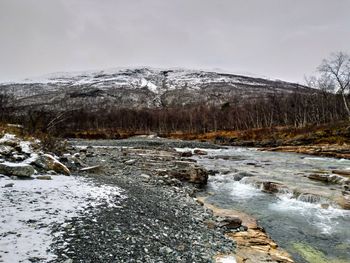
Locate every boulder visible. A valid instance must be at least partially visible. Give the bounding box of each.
[0,162,35,177]
[336,195,350,210]
[308,173,329,182]
[165,161,209,186]
[261,181,287,193]
[34,154,70,175]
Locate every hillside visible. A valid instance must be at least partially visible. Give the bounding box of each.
[0,68,312,110]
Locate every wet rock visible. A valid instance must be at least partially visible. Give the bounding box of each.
[308,173,329,182]
[332,170,350,178]
[0,162,35,177]
[308,173,347,184]
[34,154,70,176]
[336,195,350,210]
[297,193,322,204]
[234,172,255,181]
[261,181,287,193]
[180,151,193,157]
[321,203,330,209]
[208,169,219,176]
[194,149,208,155]
[4,183,14,188]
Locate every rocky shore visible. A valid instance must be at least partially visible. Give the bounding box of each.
[1,135,238,262]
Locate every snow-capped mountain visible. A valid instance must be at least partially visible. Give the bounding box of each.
[0,67,311,110]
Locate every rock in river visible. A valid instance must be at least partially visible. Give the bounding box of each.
[261,181,287,193]
[194,149,208,155]
[168,161,209,186]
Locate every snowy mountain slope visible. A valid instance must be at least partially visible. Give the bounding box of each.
[0,67,312,110]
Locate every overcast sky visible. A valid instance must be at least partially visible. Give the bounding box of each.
[0,0,349,83]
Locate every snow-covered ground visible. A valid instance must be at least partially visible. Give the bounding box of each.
[0,175,126,263]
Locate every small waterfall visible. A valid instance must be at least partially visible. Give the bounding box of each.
[276,187,293,195]
[297,193,322,204]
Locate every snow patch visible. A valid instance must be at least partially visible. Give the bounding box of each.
[0,175,126,262]
[216,255,237,263]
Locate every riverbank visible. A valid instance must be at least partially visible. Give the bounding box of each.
[1,135,238,262]
[167,122,350,159]
[52,139,236,263]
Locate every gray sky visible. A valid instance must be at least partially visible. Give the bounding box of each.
[0,0,349,83]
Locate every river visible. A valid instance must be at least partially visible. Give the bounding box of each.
[179,147,350,263]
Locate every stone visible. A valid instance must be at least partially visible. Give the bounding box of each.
[0,135,19,148]
[4,183,14,187]
[336,195,350,210]
[36,175,52,180]
[180,151,193,157]
[193,149,208,155]
[34,154,70,176]
[168,162,208,186]
[125,159,137,165]
[320,203,329,209]
[80,165,102,173]
[217,216,242,229]
[234,172,255,181]
[261,181,287,193]
[0,145,14,156]
[332,170,350,178]
[12,154,26,162]
[0,162,35,177]
[308,173,329,182]
[140,174,151,179]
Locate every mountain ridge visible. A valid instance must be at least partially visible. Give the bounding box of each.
[0,67,313,110]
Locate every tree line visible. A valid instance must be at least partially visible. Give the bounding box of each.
[0,90,347,137]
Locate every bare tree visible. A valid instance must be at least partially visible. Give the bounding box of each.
[317,51,350,119]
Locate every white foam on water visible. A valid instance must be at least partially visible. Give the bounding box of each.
[0,175,126,263]
[269,194,350,234]
[228,181,263,200]
[210,175,263,200]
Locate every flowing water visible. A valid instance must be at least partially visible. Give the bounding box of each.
[180,147,350,263]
